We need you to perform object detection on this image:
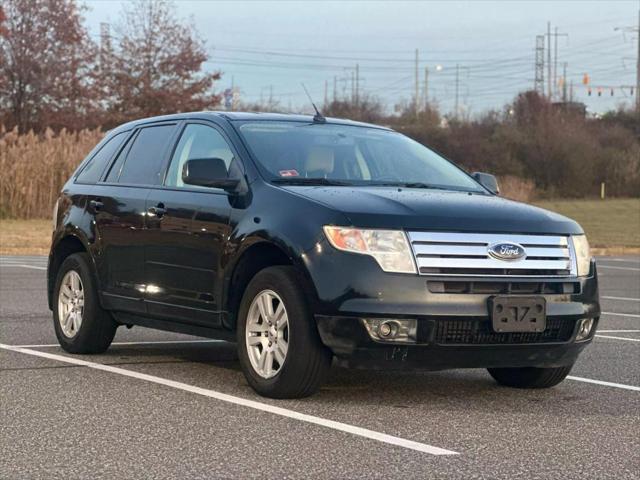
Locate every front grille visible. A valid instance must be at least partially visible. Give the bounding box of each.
[427,318,576,345]
[408,232,576,277]
[427,280,580,295]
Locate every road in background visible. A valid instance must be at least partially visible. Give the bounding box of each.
[1,256,638,479]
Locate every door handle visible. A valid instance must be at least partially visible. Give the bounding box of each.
[89,199,103,211]
[148,203,166,218]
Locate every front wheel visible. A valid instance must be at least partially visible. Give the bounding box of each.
[237,266,332,399]
[488,364,574,389]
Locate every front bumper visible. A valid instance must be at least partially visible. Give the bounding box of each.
[305,243,600,370]
[316,314,596,370]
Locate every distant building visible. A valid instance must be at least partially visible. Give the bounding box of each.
[551,101,587,117]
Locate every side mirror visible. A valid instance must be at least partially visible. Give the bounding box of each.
[472,172,500,195]
[182,158,240,192]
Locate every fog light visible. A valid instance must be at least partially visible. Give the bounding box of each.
[576,318,595,341]
[363,318,417,343]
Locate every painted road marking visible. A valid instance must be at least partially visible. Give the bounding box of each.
[602,312,640,318]
[0,343,459,456]
[595,335,640,342]
[602,296,640,302]
[13,339,227,348]
[597,265,640,272]
[0,264,46,270]
[567,376,640,392]
[598,330,640,333]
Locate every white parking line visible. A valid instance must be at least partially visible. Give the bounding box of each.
[598,330,640,333]
[13,339,227,348]
[598,265,640,272]
[602,312,640,318]
[0,264,46,270]
[567,376,640,392]
[598,258,640,263]
[0,343,458,456]
[595,335,640,342]
[602,296,640,302]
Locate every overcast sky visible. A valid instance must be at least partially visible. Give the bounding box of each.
[84,0,639,116]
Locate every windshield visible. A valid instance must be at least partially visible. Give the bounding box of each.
[236,121,484,192]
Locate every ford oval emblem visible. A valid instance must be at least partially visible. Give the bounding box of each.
[488,242,526,261]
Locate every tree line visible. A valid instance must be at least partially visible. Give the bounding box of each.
[1,0,638,199]
[0,0,220,132]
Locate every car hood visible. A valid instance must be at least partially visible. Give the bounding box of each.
[281,186,582,234]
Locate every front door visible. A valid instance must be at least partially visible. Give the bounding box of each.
[144,122,236,326]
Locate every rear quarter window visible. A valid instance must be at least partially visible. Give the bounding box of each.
[116,124,176,186]
[75,132,127,184]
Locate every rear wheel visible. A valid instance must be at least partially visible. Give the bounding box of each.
[53,253,117,353]
[237,266,332,398]
[488,364,574,389]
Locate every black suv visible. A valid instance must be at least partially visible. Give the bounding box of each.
[48,112,600,398]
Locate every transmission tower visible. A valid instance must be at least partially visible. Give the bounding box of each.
[534,35,545,96]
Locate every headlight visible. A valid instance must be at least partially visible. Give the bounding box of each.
[571,234,591,276]
[323,226,417,274]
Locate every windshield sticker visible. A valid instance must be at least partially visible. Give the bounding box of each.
[279,169,300,177]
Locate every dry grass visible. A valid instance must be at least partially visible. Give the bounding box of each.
[0,219,52,255]
[499,176,536,203]
[535,198,640,250]
[0,126,103,219]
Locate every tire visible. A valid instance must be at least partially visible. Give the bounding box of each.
[237,266,332,399]
[53,252,117,354]
[487,364,574,389]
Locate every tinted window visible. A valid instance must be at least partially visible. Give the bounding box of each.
[117,125,175,185]
[165,124,235,188]
[76,132,126,184]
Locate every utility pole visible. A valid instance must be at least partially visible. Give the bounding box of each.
[553,27,569,98]
[454,64,460,119]
[333,76,337,102]
[351,71,355,103]
[324,80,328,108]
[415,49,420,117]
[547,22,552,98]
[562,62,568,102]
[615,10,640,113]
[534,34,545,96]
[355,63,360,109]
[423,67,429,109]
[637,9,640,113]
[570,79,574,102]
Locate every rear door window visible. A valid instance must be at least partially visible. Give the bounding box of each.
[114,124,176,186]
[76,132,127,184]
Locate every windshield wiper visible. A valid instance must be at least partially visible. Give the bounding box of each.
[272,177,353,186]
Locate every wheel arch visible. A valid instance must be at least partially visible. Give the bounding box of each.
[47,233,92,310]
[222,239,318,331]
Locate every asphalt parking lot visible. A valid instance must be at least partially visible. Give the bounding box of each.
[1,255,638,479]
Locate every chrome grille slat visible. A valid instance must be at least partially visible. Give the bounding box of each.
[408,232,576,277]
[409,232,568,246]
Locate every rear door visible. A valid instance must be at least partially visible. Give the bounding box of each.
[93,122,179,313]
[143,122,238,326]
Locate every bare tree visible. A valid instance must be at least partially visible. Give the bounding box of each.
[0,0,97,132]
[104,0,221,126]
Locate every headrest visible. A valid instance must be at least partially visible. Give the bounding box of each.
[304,146,334,177]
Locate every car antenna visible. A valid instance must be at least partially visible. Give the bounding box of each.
[301,83,326,123]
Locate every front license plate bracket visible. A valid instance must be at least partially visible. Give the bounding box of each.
[489,296,546,333]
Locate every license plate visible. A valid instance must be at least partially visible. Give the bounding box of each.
[489,296,546,333]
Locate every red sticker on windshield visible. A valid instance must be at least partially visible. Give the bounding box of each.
[279,169,299,177]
